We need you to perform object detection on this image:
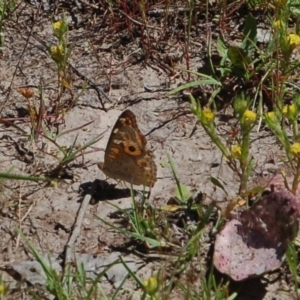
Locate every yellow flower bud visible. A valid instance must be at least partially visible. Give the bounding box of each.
[52,20,68,37]
[291,142,300,157]
[282,104,297,121]
[242,110,256,127]
[264,110,281,125]
[202,108,215,124]
[266,111,275,118]
[231,144,242,159]
[273,20,283,28]
[50,44,63,55]
[143,277,159,295]
[50,44,64,62]
[288,34,300,50]
[53,21,62,30]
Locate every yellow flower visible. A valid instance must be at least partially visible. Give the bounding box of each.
[231,144,242,159]
[202,108,215,124]
[143,277,159,295]
[291,143,300,157]
[0,284,5,293]
[242,110,256,127]
[282,104,297,121]
[288,34,300,50]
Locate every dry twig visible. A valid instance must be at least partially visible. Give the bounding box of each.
[64,180,98,266]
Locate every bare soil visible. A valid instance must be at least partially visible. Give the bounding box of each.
[0,1,296,299]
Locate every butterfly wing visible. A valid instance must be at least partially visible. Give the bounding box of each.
[100,110,157,187]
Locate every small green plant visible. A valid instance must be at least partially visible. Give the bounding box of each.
[170,1,300,107]
[189,93,257,194]
[20,231,170,299]
[20,232,124,300]
[97,191,167,249]
[217,13,257,80]
[169,13,259,106]
[43,129,104,178]
[161,203,215,298]
[47,16,79,117]
[16,85,104,180]
[49,17,71,79]
[167,154,192,203]
[197,267,233,300]
[264,94,300,193]
[0,0,16,46]
[159,158,216,296]
[169,0,300,196]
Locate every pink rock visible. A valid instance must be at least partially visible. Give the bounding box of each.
[213,188,299,281]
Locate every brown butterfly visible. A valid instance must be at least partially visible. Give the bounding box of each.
[98,110,157,187]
